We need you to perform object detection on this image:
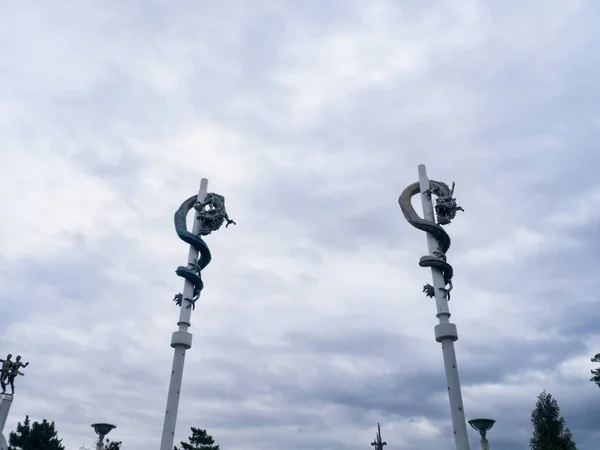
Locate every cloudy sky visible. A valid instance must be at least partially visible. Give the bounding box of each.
[1,1,599,449]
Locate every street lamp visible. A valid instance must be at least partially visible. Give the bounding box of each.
[468,418,495,450]
[91,423,116,450]
[370,423,387,450]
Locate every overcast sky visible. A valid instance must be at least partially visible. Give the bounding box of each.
[1,1,599,449]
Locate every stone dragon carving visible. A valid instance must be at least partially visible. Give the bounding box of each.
[398,180,463,300]
[173,193,235,310]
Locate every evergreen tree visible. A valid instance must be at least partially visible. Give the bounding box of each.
[8,416,31,449]
[590,353,600,387]
[105,438,123,450]
[8,415,65,450]
[174,427,220,450]
[530,390,578,450]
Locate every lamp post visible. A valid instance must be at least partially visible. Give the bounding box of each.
[371,423,387,450]
[91,423,116,450]
[468,418,495,450]
[398,164,470,450]
[159,179,236,450]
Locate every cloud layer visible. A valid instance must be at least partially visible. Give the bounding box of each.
[1,1,599,449]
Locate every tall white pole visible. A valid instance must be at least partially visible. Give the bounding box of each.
[417,164,470,450]
[160,178,209,450]
[0,394,12,450]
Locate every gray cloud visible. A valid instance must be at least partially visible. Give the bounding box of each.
[1,1,599,449]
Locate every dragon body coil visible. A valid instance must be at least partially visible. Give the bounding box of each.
[173,193,235,309]
[398,180,463,300]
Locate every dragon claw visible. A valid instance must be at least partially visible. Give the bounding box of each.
[423,284,435,298]
[439,283,453,301]
[432,247,447,261]
[185,297,197,310]
[173,292,197,310]
[188,258,202,274]
[173,293,184,306]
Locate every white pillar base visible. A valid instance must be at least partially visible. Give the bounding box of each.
[0,394,13,450]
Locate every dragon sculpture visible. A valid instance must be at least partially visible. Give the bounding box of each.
[398,180,463,300]
[173,192,235,310]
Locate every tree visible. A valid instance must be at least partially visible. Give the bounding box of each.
[8,415,65,450]
[590,353,600,387]
[530,390,578,450]
[174,427,220,450]
[105,438,123,450]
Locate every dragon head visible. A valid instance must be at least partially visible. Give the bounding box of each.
[194,193,231,235]
[432,182,464,225]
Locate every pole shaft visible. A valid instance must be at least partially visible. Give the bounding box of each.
[417,165,470,450]
[0,394,12,433]
[0,394,11,450]
[160,179,209,450]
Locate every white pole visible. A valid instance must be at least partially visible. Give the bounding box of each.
[0,394,11,450]
[417,165,470,450]
[160,178,209,450]
[0,394,12,435]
